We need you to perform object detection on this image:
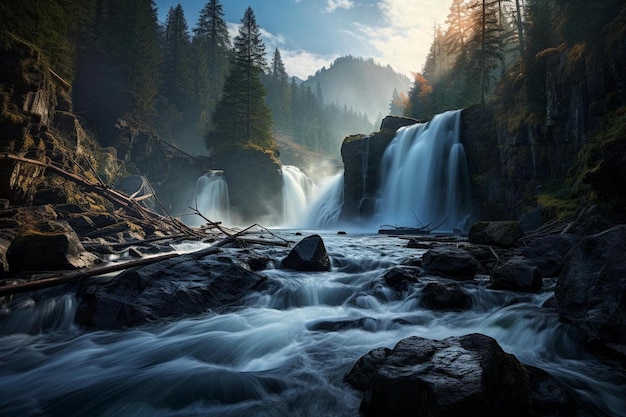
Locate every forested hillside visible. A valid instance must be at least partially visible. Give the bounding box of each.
[302,56,412,125]
[0,0,377,158]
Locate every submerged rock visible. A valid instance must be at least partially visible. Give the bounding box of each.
[421,282,471,310]
[422,246,478,280]
[281,234,330,272]
[345,333,531,417]
[555,225,626,357]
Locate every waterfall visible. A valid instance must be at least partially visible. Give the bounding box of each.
[305,170,344,228]
[375,110,471,231]
[281,165,315,227]
[194,170,230,225]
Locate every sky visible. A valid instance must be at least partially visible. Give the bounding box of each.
[154,0,451,80]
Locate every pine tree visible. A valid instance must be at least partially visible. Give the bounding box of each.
[162,4,192,116]
[267,48,291,133]
[192,0,231,125]
[207,7,274,154]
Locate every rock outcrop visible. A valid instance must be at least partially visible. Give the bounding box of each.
[75,249,267,329]
[555,225,626,359]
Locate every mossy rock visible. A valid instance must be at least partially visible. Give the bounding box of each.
[468,221,524,248]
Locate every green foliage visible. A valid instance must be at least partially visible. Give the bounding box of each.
[0,0,83,80]
[206,7,275,156]
[73,0,161,141]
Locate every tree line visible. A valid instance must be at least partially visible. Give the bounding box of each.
[398,0,624,121]
[1,0,374,159]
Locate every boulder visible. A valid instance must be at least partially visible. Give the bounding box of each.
[6,220,96,272]
[522,234,579,278]
[281,234,330,272]
[555,225,626,353]
[421,282,471,310]
[491,256,542,293]
[75,250,267,329]
[525,365,577,417]
[345,333,531,417]
[468,221,523,247]
[383,266,420,291]
[422,246,478,280]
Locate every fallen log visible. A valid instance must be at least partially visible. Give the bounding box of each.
[0,246,221,297]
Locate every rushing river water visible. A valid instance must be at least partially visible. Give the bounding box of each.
[1,231,625,417]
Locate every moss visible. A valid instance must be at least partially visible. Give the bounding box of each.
[536,180,579,220]
[566,43,587,76]
[342,134,366,144]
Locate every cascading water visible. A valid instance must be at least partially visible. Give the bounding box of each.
[281,165,315,227]
[194,171,230,225]
[1,233,624,417]
[375,110,471,231]
[304,170,344,228]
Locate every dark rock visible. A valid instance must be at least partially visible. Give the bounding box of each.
[281,234,330,272]
[421,282,471,310]
[307,317,378,332]
[406,238,432,249]
[519,209,544,232]
[6,220,96,272]
[340,130,396,221]
[345,333,531,417]
[422,246,478,280]
[522,234,579,278]
[379,115,420,131]
[491,256,542,293]
[383,266,420,291]
[468,221,524,247]
[75,251,266,329]
[525,365,577,417]
[555,225,626,354]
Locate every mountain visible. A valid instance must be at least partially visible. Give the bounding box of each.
[302,56,412,124]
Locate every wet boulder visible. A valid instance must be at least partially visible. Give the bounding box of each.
[281,234,330,272]
[383,266,421,291]
[555,225,626,356]
[345,333,531,417]
[421,282,471,310]
[522,234,579,278]
[468,221,523,247]
[422,246,478,280]
[6,220,96,272]
[490,256,542,293]
[525,365,577,417]
[75,249,267,329]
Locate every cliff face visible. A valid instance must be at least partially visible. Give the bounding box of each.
[340,116,418,222]
[339,25,625,226]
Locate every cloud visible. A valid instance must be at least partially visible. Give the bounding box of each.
[351,0,450,78]
[325,0,354,13]
[281,49,339,80]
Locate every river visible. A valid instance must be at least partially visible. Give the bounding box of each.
[1,231,624,416]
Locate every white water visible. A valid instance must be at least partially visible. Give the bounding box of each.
[304,171,344,228]
[375,110,471,231]
[1,232,624,417]
[194,171,230,225]
[281,165,316,227]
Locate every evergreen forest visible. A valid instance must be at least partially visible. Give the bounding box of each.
[0,0,379,159]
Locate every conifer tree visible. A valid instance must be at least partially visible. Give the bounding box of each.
[207,7,274,154]
[192,0,231,124]
[162,4,192,116]
[267,48,291,133]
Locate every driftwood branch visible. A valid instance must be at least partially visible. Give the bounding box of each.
[0,152,202,239]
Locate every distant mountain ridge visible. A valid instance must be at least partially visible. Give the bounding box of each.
[302,56,412,123]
